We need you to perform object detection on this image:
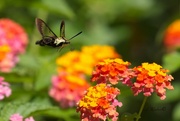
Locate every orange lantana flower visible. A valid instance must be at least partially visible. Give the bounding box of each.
[92,58,135,85]
[77,83,122,121]
[56,45,120,75]
[132,63,174,100]
[0,45,10,61]
[164,19,180,50]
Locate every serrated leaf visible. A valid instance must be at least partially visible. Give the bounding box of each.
[162,52,180,73]
[0,100,56,121]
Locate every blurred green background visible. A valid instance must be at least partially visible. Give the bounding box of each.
[0,0,180,121]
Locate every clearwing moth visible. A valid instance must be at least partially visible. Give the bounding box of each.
[35,18,82,50]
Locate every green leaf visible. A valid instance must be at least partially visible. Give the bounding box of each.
[0,72,33,83]
[32,0,75,19]
[120,112,138,121]
[173,102,180,121]
[10,54,40,77]
[162,51,180,73]
[43,108,79,120]
[34,56,57,91]
[0,99,56,121]
[18,54,40,70]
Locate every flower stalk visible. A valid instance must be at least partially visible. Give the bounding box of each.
[136,97,148,121]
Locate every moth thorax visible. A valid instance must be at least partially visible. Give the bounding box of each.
[54,37,66,45]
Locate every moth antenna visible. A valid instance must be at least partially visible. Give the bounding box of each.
[69,31,82,40]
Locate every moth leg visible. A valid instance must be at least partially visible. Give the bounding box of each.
[57,46,64,52]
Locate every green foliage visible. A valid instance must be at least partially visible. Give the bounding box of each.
[0,99,56,121]
[173,102,180,121]
[0,0,179,121]
[162,51,180,73]
[32,0,75,19]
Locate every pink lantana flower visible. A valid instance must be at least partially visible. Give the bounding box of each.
[49,71,89,108]
[0,18,28,72]
[24,117,35,121]
[0,76,11,100]
[9,114,23,121]
[10,114,35,121]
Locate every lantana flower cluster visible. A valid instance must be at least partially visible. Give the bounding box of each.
[77,58,174,121]
[56,45,120,75]
[92,58,134,85]
[49,71,89,108]
[49,45,120,108]
[164,19,180,50]
[132,62,174,100]
[0,18,28,72]
[0,76,11,100]
[77,83,122,121]
[91,59,174,100]
[9,113,34,121]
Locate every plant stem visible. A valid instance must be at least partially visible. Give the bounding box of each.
[108,119,111,121]
[135,97,148,121]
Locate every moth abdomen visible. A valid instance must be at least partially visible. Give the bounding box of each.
[35,40,45,46]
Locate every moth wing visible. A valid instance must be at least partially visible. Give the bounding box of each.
[60,20,65,37]
[35,18,58,38]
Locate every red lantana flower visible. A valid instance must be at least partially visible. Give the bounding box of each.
[132,62,174,100]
